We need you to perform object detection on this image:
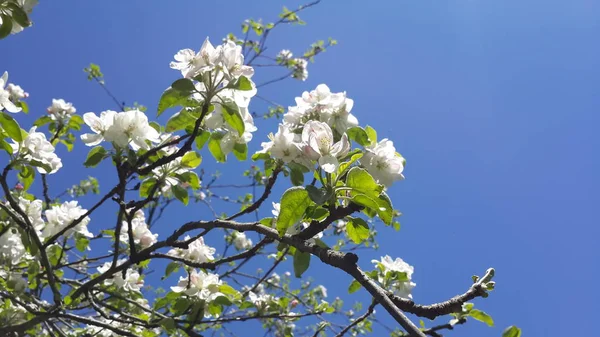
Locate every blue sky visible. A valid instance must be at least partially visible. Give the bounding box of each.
[3,1,600,336]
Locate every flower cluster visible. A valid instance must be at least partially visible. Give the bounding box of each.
[276,50,308,81]
[257,83,406,187]
[170,38,258,158]
[81,109,159,150]
[230,231,253,250]
[47,98,76,123]
[97,259,144,292]
[0,72,26,113]
[11,127,62,174]
[258,84,355,173]
[119,209,158,249]
[167,236,215,263]
[42,201,92,239]
[372,255,416,299]
[171,269,222,303]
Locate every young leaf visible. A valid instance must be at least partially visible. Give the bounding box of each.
[293,249,311,278]
[166,109,197,132]
[229,76,253,91]
[232,143,247,161]
[139,178,157,198]
[0,112,23,142]
[469,309,494,327]
[181,151,202,168]
[365,125,377,145]
[346,217,369,244]
[171,78,196,93]
[0,15,13,39]
[158,87,194,116]
[502,326,522,337]
[221,100,245,136]
[346,127,370,146]
[163,262,180,279]
[208,133,226,163]
[172,184,189,205]
[346,167,383,197]
[83,146,107,168]
[348,280,361,294]
[195,129,210,150]
[276,186,312,236]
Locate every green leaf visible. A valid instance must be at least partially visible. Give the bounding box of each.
[348,280,361,294]
[502,326,522,337]
[139,178,157,198]
[290,166,304,186]
[18,165,35,191]
[293,249,311,278]
[337,152,363,178]
[171,78,196,92]
[195,129,210,150]
[33,116,53,127]
[469,309,494,327]
[6,3,30,28]
[29,159,52,174]
[17,101,28,113]
[83,146,107,168]
[221,101,245,136]
[365,125,377,145]
[166,108,197,132]
[178,171,200,189]
[346,167,383,197]
[305,185,331,205]
[181,151,202,168]
[0,112,22,142]
[346,217,369,244]
[75,236,90,252]
[346,127,370,146]
[232,143,247,161]
[276,187,312,236]
[351,193,380,212]
[219,284,239,298]
[376,192,394,225]
[68,114,84,130]
[208,133,226,163]
[0,14,13,39]
[172,297,191,316]
[0,138,12,155]
[163,262,180,279]
[172,184,189,205]
[229,76,253,91]
[157,87,191,116]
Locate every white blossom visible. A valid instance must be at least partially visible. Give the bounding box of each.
[0,226,27,265]
[42,201,92,239]
[292,58,308,81]
[361,139,405,187]
[12,127,62,174]
[231,231,252,250]
[314,285,328,298]
[258,125,303,164]
[169,38,219,79]
[0,72,22,113]
[47,98,76,122]
[81,109,159,150]
[119,210,157,249]
[277,49,293,62]
[167,236,215,263]
[220,40,254,80]
[97,259,144,292]
[248,291,274,310]
[6,83,28,100]
[151,157,191,193]
[372,255,416,299]
[17,197,44,232]
[171,269,222,302]
[302,120,350,173]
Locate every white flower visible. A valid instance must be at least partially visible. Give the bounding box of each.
[0,226,27,265]
[277,49,293,62]
[315,285,328,298]
[6,83,27,100]
[12,127,62,174]
[97,260,144,292]
[232,231,252,250]
[361,139,405,187]
[220,40,254,80]
[82,110,159,150]
[47,99,76,122]
[42,201,92,239]
[372,255,416,299]
[301,84,333,107]
[259,125,303,164]
[0,72,21,113]
[119,210,157,249]
[80,110,116,146]
[323,92,358,132]
[292,58,308,81]
[302,121,350,173]
[167,236,215,263]
[17,197,44,232]
[151,157,191,193]
[170,38,219,79]
[272,202,280,217]
[171,269,222,302]
[248,291,274,310]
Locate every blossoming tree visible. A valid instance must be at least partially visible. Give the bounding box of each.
[0,1,521,337]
